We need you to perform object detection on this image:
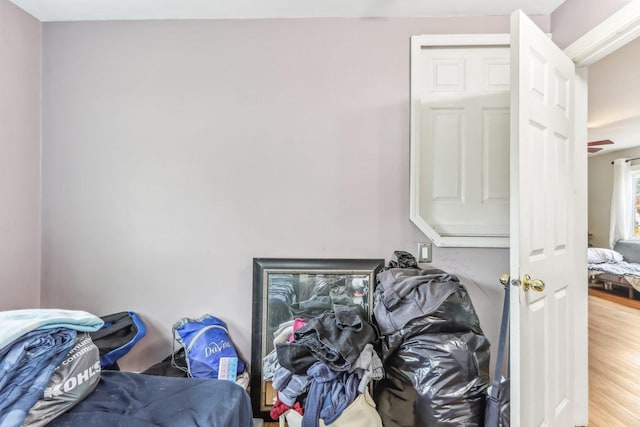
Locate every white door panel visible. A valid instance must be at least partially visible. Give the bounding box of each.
[510,10,578,427]
[415,45,510,240]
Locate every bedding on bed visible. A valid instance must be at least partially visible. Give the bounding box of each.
[48,371,253,427]
[588,259,640,277]
[589,242,640,288]
[587,247,624,264]
[588,259,640,293]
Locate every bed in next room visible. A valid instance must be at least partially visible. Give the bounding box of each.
[588,241,640,299]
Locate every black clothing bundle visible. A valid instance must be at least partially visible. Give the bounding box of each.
[276,306,377,374]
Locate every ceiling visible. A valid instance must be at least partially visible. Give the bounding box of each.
[10,0,567,21]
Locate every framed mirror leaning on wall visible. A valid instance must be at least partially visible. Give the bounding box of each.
[250,258,384,420]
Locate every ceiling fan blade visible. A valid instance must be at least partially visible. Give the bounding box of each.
[588,147,603,153]
[587,139,614,147]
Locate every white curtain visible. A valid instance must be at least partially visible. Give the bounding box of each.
[609,158,632,248]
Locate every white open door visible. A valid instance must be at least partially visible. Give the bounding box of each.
[510,10,587,426]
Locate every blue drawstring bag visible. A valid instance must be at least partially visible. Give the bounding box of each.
[172,314,245,380]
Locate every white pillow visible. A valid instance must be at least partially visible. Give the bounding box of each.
[587,247,624,264]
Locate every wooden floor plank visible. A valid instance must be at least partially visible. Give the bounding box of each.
[589,287,640,310]
[589,293,640,426]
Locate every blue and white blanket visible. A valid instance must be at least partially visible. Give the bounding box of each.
[0,309,105,427]
[0,309,103,351]
[0,328,77,427]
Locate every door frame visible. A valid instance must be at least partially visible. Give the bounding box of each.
[564,0,640,67]
[563,2,640,424]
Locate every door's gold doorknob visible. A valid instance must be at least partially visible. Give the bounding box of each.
[523,274,545,292]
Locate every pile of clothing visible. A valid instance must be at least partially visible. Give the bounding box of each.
[265,305,383,427]
[0,309,105,427]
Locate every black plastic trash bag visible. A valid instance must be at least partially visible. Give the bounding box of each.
[375,329,489,426]
[141,347,189,377]
[373,267,490,427]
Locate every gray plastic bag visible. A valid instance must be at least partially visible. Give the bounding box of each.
[24,332,101,427]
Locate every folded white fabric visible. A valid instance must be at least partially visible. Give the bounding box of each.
[0,309,104,351]
[284,390,382,427]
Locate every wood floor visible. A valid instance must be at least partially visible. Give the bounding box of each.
[263,290,640,427]
[589,290,640,426]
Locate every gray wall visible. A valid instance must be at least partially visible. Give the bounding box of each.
[40,17,559,370]
[588,147,640,248]
[0,0,41,309]
[586,35,640,249]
